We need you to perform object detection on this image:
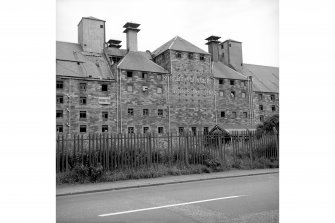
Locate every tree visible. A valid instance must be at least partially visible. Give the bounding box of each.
[256,114,279,136]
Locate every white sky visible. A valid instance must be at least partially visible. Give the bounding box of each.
[57,0,278,67]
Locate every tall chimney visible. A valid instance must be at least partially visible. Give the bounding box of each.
[123,22,140,51]
[205,35,221,62]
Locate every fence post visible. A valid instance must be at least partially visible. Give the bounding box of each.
[273,127,279,159]
[248,131,253,168]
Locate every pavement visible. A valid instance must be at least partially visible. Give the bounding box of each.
[56,168,279,196]
[57,171,279,223]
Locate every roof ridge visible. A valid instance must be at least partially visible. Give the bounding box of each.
[244,63,279,69]
[168,36,178,49]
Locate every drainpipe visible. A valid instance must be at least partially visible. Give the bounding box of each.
[116,68,118,133]
[168,50,172,133]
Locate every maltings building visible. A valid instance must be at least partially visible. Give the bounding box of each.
[56,17,279,135]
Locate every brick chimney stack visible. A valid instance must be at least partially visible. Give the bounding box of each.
[123,22,140,51]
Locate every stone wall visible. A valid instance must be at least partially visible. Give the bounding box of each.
[253,91,279,124]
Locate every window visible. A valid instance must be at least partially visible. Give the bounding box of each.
[188,53,193,59]
[101,84,108,91]
[191,127,197,136]
[143,109,149,116]
[158,127,164,134]
[157,87,162,94]
[243,81,247,87]
[219,91,224,97]
[219,79,224,85]
[100,25,103,28]
[127,85,133,92]
[80,125,87,133]
[56,81,63,89]
[230,91,236,98]
[142,72,148,79]
[128,127,134,134]
[204,127,209,134]
[179,127,184,134]
[80,97,87,105]
[200,55,205,61]
[157,74,163,80]
[230,80,235,85]
[56,110,63,118]
[128,108,134,116]
[158,109,163,116]
[229,43,232,47]
[258,94,263,100]
[176,51,182,58]
[260,115,264,122]
[271,95,275,101]
[259,105,263,111]
[232,112,237,118]
[143,127,149,134]
[272,105,276,112]
[56,95,64,104]
[102,125,108,132]
[102,111,108,120]
[243,112,248,118]
[127,71,133,78]
[79,111,87,119]
[221,45,224,49]
[56,125,63,133]
[79,83,87,91]
[241,92,246,98]
[221,111,225,118]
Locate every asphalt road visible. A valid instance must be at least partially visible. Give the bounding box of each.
[57,173,279,223]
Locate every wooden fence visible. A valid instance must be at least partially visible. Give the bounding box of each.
[56,131,279,173]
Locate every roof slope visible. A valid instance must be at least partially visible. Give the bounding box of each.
[152,36,209,57]
[213,62,247,80]
[56,41,113,79]
[242,64,279,93]
[117,51,167,73]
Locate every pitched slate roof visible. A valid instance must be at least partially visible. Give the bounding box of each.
[56,41,114,79]
[242,64,279,93]
[152,36,209,57]
[117,51,167,73]
[213,61,247,80]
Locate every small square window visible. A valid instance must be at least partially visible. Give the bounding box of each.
[219,91,224,97]
[260,115,264,122]
[259,105,264,111]
[143,109,149,116]
[128,108,134,116]
[56,110,63,118]
[56,95,64,104]
[101,84,108,91]
[128,127,134,134]
[79,83,87,91]
[229,43,232,47]
[243,112,248,118]
[142,72,148,79]
[231,91,235,98]
[79,111,87,119]
[204,127,209,134]
[127,85,133,92]
[158,127,164,134]
[100,25,103,28]
[188,53,193,60]
[157,87,162,94]
[102,125,108,132]
[200,55,205,61]
[143,127,149,134]
[56,81,63,89]
[258,94,263,100]
[56,125,63,133]
[221,45,224,49]
[242,92,246,98]
[271,95,275,101]
[232,112,237,118]
[157,74,162,80]
[127,71,133,78]
[80,125,87,133]
[80,97,87,105]
[219,79,223,85]
[272,105,276,111]
[158,109,163,116]
[176,51,182,58]
[230,80,235,85]
[102,111,108,120]
[179,127,184,134]
[191,127,197,136]
[221,111,225,118]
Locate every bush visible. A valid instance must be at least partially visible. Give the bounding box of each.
[256,114,279,137]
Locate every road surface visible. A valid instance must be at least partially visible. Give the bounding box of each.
[57,173,279,223]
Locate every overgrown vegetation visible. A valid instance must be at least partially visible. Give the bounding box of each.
[256,114,279,137]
